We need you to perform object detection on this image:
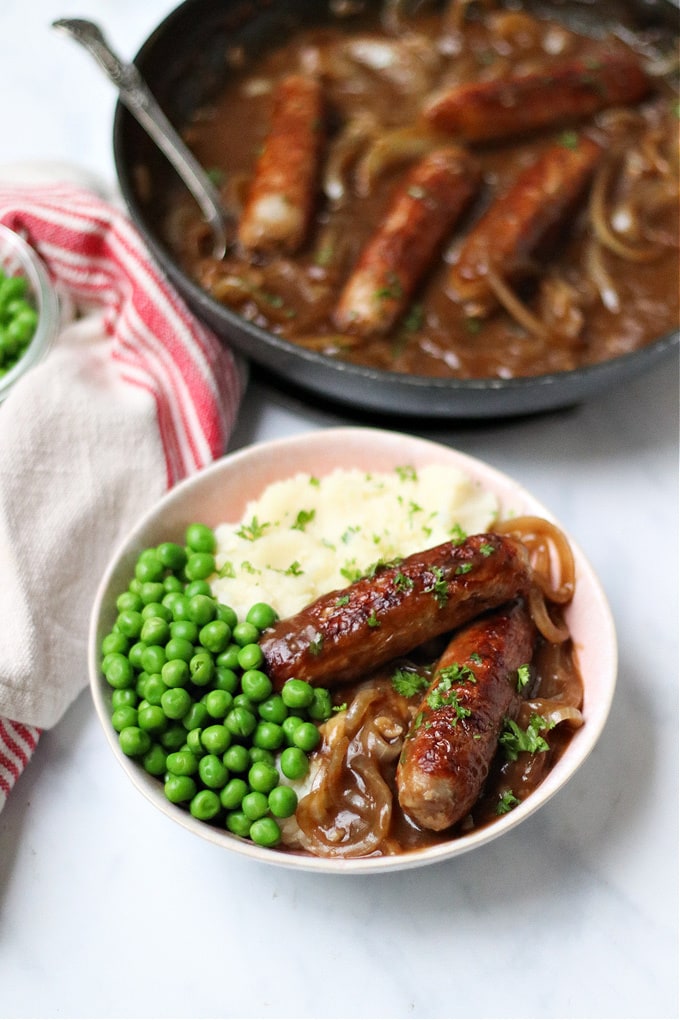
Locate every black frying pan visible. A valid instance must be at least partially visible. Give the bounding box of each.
[113,0,679,419]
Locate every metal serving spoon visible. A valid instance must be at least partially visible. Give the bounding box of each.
[52,17,229,260]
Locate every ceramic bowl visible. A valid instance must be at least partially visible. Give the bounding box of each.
[89,428,617,873]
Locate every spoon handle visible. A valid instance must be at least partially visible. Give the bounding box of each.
[52,18,228,259]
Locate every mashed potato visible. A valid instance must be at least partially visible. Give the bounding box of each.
[212,463,498,620]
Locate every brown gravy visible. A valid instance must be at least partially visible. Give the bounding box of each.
[164,2,679,380]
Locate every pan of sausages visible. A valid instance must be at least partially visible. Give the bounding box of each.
[113,0,679,418]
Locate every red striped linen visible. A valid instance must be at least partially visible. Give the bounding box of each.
[0,183,243,810]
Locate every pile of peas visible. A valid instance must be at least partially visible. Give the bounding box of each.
[0,268,38,376]
[100,522,332,849]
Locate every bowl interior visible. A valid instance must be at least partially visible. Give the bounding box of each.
[112,0,679,419]
[89,427,618,873]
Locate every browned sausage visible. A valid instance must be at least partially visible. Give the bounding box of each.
[447,135,602,313]
[260,533,532,689]
[237,74,324,255]
[333,146,480,336]
[396,600,536,832]
[423,51,652,143]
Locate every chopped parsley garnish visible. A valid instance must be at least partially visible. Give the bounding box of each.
[291,508,315,532]
[402,304,424,332]
[217,561,236,579]
[394,572,415,592]
[335,595,351,607]
[425,565,448,607]
[367,610,381,628]
[427,685,471,723]
[236,516,270,542]
[284,561,304,577]
[496,791,520,815]
[455,562,473,575]
[341,525,360,544]
[479,543,495,557]
[499,714,551,762]
[340,561,362,583]
[436,662,477,686]
[469,652,483,665]
[516,664,531,692]
[395,465,418,483]
[391,668,430,698]
[449,524,467,545]
[376,272,403,301]
[559,129,579,149]
[308,634,324,656]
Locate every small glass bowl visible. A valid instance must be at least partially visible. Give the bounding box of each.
[0,223,60,403]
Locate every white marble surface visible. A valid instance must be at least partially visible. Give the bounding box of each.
[0,2,678,1018]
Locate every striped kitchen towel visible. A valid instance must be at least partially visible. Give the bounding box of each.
[0,181,244,810]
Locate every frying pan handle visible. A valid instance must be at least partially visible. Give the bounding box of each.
[52,17,229,259]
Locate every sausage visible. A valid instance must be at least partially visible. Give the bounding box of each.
[447,134,602,314]
[423,51,652,143]
[333,146,480,337]
[396,600,536,832]
[260,533,532,689]
[237,74,324,255]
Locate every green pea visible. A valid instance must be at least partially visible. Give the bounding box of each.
[185,523,216,553]
[104,653,134,690]
[166,748,199,776]
[111,688,137,709]
[142,673,168,706]
[232,693,256,712]
[249,817,281,848]
[201,724,232,755]
[268,785,298,819]
[258,694,288,724]
[248,760,279,794]
[140,644,167,674]
[216,644,241,670]
[204,689,233,719]
[246,602,278,631]
[240,668,272,703]
[142,743,167,777]
[186,727,203,756]
[140,616,170,646]
[292,721,320,752]
[198,754,229,789]
[137,705,167,734]
[215,604,238,629]
[163,574,184,594]
[119,726,151,757]
[223,744,250,774]
[128,641,146,670]
[116,591,143,613]
[116,609,144,639]
[134,553,164,584]
[141,600,172,622]
[101,631,130,657]
[190,789,221,821]
[164,636,195,663]
[182,700,209,731]
[161,658,190,689]
[161,687,192,720]
[308,687,333,721]
[170,619,198,643]
[220,777,248,810]
[184,579,212,598]
[225,707,257,740]
[111,706,138,732]
[242,790,269,821]
[190,650,215,687]
[138,582,166,606]
[187,594,215,626]
[232,621,260,647]
[253,721,284,751]
[249,747,275,766]
[214,666,239,694]
[237,643,265,671]
[280,746,309,781]
[164,774,197,804]
[160,724,188,751]
[156,541,187,571]
[281,714,305,745]
[199,619,231,654]
[281,678,315,709]
[185,552,215,581]
[225,810,251,837]
[170,595,191,621]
